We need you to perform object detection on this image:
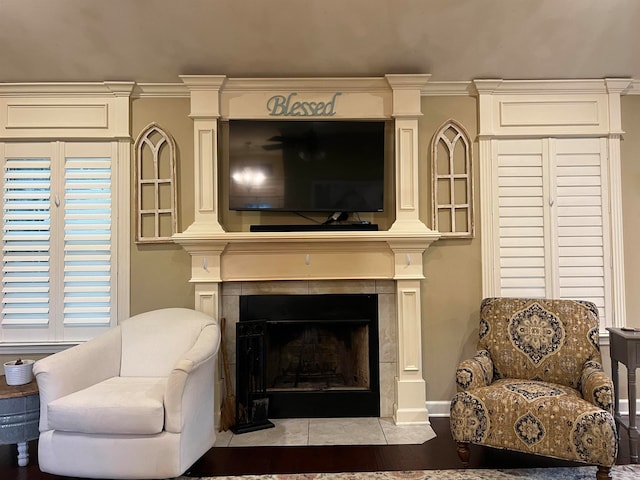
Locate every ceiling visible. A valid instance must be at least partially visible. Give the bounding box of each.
[1,0,638,85]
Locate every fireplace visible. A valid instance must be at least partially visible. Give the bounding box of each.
[237,293,380,419]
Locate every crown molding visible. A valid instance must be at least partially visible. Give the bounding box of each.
[135,80,471,98]
[223,76,391,93]
[626,79,640,95]
[0,82,135,97]
[5,78,632,100]
[421,81,474,96]
[472,78,636,96]
[133,83,189,98]
[135,79,640,99]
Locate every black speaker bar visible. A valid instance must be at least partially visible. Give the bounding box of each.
[249,223,379,232]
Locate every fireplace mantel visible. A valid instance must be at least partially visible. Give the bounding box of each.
[173,74,440,425]
[173,230,440,283]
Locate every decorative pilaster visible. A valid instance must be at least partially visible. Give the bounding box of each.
[179,75,227,234]
[388,237,438,424]
[605,78,632,327]
[385,74,432,233]
[474,80,503,298]
[394,278,427,424]
[384,74,437,422]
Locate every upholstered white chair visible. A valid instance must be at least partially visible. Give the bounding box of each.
[33,308,220,479]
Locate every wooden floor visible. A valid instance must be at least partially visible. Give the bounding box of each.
[0,417,632,480]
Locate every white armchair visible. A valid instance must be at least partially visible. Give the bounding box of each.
[33,308,221,479]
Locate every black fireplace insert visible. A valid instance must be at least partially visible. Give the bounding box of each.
[237,293,380,418]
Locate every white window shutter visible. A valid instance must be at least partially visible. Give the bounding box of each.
[1,142,118,344]
[2,158,52,328]
[63,156,112,327]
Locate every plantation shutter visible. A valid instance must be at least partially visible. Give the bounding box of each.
[495,138,611,327]
[2,150,52,333]
[1,142,116,343]
[63,154,112,327]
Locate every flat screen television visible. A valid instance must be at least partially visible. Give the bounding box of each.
[227,120,386,213]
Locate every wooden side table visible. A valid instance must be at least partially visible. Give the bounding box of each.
[0,378,40,466]
[607,327,640,463]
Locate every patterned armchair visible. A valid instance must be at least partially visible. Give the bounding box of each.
[450,298,617,480]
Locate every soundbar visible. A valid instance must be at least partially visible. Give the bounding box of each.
[250,223,379,232]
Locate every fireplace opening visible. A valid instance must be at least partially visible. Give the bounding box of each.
[238,293,380,419]
[267,319,370,391]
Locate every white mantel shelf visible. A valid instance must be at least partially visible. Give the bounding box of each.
[173,229,441,245]
[173,229,441,283]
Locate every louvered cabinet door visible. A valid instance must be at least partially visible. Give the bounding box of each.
[496,139,548,298]
[552,138,610,328]
[493,138,611,327]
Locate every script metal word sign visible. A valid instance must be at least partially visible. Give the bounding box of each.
[266,92,342,117]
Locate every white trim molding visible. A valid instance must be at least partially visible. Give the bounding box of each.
[474,78,630,328]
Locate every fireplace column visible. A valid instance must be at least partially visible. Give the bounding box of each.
[390,241,430,424]
[384,76,433,424]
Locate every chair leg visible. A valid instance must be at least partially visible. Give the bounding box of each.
[456,441,470,467]
[596,465,612,480]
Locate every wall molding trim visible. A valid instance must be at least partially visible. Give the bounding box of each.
[0,78,637,100]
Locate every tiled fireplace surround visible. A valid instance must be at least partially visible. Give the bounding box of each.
[172,74,441,426]
[221,279,398,418]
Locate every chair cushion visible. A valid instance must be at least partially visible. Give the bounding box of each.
[450,378,617,466]
[47,377,167,435]
[478,298,601,389]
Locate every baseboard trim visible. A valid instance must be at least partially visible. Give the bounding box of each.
[426,401,451,418]
[426,399,640,418]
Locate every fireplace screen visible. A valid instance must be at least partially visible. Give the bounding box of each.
[266,319,370,391]
[238,293,380,418]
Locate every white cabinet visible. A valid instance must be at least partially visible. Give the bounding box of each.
[493,137,611,325]
[475,79,631,329]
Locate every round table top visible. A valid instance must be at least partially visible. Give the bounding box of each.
[0,378,38,399]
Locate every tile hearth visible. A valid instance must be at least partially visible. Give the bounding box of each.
[214,417,437,447]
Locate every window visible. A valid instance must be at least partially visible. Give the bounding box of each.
[1,142,120,344]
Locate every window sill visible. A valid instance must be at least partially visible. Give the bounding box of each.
[0,342,79,355]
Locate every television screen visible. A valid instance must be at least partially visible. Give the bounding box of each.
[227,120,386,212]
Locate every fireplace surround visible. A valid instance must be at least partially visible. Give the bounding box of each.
[173,75,441,426]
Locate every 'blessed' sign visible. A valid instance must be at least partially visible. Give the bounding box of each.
[266,92,342,116]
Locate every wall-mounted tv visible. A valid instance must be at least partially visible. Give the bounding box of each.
[227,120,386,213]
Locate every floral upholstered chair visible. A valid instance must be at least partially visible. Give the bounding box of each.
[450,298,617,480]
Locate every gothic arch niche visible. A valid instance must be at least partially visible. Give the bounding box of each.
[134,122,178,243]
[430,119,474,238]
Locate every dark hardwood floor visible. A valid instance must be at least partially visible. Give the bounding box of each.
[0,417,632,480]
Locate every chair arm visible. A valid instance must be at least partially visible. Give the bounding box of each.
[581,360,615,415]
[164,322,221,433]
[455,350,494,391]
[32,326,122,430]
